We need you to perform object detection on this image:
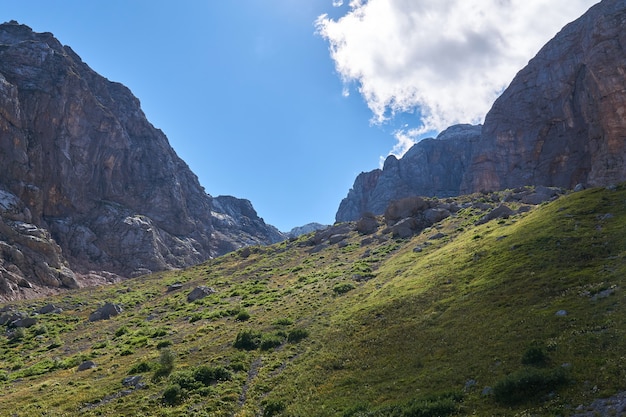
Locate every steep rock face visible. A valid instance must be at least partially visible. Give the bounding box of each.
[0,22,284,297]
[336,124,479,222]
[462,0,626,192]
[337,0,626,222]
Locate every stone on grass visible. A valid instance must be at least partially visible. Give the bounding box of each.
[89,303,123,322]
[187,286,216,302]
[77,361,97,371]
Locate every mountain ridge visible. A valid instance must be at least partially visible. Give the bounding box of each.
[0,21,284,299]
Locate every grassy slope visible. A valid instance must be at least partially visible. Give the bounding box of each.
[0,185,625,416]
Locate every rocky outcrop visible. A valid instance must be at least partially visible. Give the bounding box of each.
[336,125,479,222]
[337,0,626,222]
[0,21,284,298]
[463,0,626,193]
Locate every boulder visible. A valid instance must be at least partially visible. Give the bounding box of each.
[89,302,123,322]
[187,286,216,302]
[77,361,97,371]
[476,205,515,225]
[355,213,380,235]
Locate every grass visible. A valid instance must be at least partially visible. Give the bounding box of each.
[0,185,625,415]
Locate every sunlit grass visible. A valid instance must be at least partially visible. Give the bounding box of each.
[0,185,625,415]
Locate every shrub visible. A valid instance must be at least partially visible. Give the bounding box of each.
[170,371,201,391]
[151,328,168,338]
[114,326,129,337]
[263,400,286,417]
[235,310,251,321]
[521,346,549,367]
[153,348,175,380]
[273,318,293,326]
[162,383,184,405]
[128,361,153,374]
[193,365,231,385]
[493,367,568,405]
[233,330,262,351]
[33,324,48,336]
[287,328,309,343]
[333,282,355,295]
[119,347,134,356]
[260,334,285,351]
[156,340,173,349]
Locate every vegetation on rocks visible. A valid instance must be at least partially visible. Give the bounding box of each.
[0,185,625,416]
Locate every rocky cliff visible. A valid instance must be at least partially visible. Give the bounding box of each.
[336,124,479,222]
[463,0,626,193]
[0,21,284,299]
[337,0,626,222]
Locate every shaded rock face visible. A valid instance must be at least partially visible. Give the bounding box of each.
[336,125,479,222]
[337,0,626,222]
[463,0,626,193]
[0,22,284,298]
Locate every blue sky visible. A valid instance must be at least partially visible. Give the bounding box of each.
[1,1,598,232]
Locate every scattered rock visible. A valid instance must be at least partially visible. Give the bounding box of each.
[555,310,568,317]
[187,286,216,302]
[476,204,515,225]
[10,317,37,328]
[574,183,586,192]
[413,246,423,253]
[356,213,379,235]
[329,234,348,245]
[591,287,617,301]
[428,232,446,240]
[37,303,62,314]
[384,197,430,226]
[389,218,419,239]
[122,375,145,388]
[77,361,97,371]
[166,283,183,292]
[89,303,123,322]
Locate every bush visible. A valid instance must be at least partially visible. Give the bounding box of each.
[33,324,48,336]
[156,340,172,349]
[493,367,568,405]
[233,330,262,351]
[162,383,184,405]
[153,348,175,380]
[151,328,168,338]
[114,326,128,337]
[260,334,285,351]
[235,310,251,321]
[128,361,153,374]
[273,318,293,326]
[287,328,309,343]
[263,400,286,417]
[521,346,549,367]
[333,283,355,295]
[193,365,231,385]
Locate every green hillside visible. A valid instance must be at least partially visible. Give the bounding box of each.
[1,185,625,416]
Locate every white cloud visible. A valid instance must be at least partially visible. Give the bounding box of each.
[316,0,599,156]
[332,0,344,7]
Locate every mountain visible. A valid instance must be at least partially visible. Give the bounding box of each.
[0,183,624,415]
[0,21,284,299]
[337,0,626,222]
[286,222,329,238]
